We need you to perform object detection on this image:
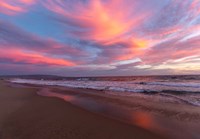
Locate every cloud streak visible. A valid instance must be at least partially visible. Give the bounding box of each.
[0,48,76,66]
[0,0,200,75]
[0,0,36,15]
[43,0,152,44]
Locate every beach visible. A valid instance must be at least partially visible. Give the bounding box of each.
[1,0,200,138]
[0,80,168,139]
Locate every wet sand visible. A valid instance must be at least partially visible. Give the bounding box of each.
[37,86,200,139]
[0,81,167,139]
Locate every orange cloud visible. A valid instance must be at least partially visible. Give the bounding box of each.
[0,0,36,15]
[44,0,149,43]
[84,0,136,42]
[42,0,154,63]
[0,48,76,66]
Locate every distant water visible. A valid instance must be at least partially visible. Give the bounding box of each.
[10,75,200,106]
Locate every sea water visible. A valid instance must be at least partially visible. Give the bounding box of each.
[10,75,200,106]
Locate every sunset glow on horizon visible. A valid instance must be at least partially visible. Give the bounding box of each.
[0,0,200,76]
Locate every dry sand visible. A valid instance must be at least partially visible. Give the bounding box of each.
[0,81,167,139]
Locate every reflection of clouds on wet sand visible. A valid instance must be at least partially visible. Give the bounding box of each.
[131,111,196,139]
[36,86,200,139]
[132,111,156,129]
[37,88,76,102]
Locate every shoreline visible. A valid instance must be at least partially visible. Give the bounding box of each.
[1,80,200,139]
[13,81,200,121]
[0,80,167,139]
[35,83,200,139]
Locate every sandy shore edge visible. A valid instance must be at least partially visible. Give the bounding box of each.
[0,80,167,139]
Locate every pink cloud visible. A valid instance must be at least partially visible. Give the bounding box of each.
[140,35,200,66]
[0,0,36,15]
[0,48,76,66]
[43,0,151,44]
[1,0,200,75]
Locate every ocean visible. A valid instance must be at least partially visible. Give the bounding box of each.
[10,75,200,106]
[7,75,200,139]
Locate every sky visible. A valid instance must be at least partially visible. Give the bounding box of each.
[0,0,200,76]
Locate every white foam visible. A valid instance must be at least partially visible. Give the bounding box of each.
[147,82,200,88]
[10,78,200,106]
[10,78,200,93]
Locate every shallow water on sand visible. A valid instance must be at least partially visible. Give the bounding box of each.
[11,75,200,106]
[37,88,200,139]
[9,75,200,139]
